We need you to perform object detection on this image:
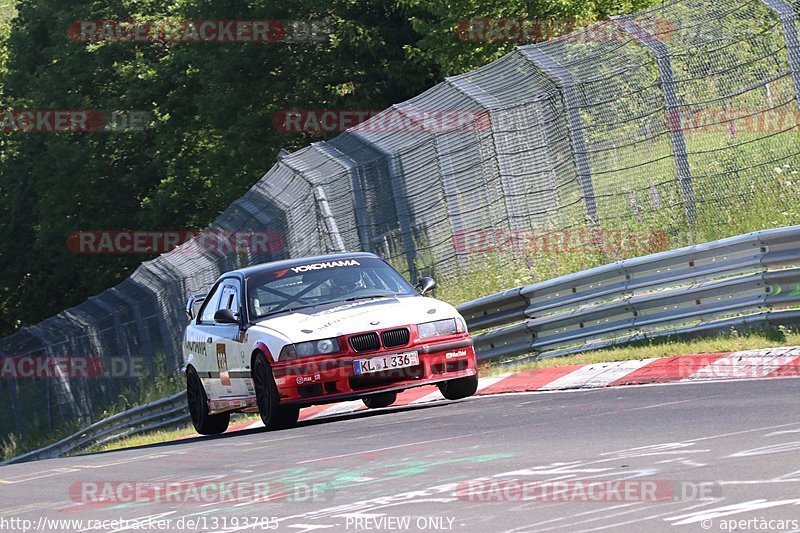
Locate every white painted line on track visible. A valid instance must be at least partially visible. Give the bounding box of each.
[538,359,656,390]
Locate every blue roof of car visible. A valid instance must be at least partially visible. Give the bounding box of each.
[227,252,381,279]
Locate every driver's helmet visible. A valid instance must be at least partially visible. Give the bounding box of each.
[331,268,365,293]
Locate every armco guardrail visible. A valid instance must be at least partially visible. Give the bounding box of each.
[457,226,800,361]
[7,226,800,464]
[1,392,187,465]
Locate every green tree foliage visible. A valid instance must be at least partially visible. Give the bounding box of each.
[0,0,659,336]
[400,0,661,76]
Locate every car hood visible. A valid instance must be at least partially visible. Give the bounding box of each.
[249,296,459,344]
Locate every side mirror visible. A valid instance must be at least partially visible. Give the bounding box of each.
[214,308,239,324]
[415,276,436,296]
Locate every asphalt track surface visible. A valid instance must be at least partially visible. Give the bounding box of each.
[1,378,799,533]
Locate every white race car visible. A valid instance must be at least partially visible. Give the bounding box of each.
[183,252,478,434]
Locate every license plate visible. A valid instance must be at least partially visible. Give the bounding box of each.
[353,351,419,375]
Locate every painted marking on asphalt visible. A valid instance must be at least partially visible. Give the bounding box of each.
[579,499,725,532]
[478,365,579,394]
[687,421,800,443]
[298,403,336,422]
[394,385,438,404]
[687,353,800,381]
[610,353,730,386]
[295,433,487,465]
[409,389,444,404]
[665,498,800,525]
[768,353,800,377]
[305,400,365,420]
[539,359,656,390]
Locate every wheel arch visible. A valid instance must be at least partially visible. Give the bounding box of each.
[251,342,275,371]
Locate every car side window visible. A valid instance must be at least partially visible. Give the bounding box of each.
[199,284,224,324]
[219,285,239,313]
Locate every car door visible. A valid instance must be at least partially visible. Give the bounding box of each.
[193,278,247,398]
[216,281,250,397]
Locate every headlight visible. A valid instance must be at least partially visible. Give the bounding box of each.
[417,318,458,339]
[280,338,340,360]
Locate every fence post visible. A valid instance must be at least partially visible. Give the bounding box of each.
[7,372,26,439]
[615,16,697,226]
[392,104,469,267]
[350,132,418,279]
[110,287,155,369]
[313,186,347,252]
[517,46,599,228]
[446,77,524,230]
[314,141,373,252]
[759,0,800,112]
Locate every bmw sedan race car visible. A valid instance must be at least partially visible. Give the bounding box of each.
[182,252,478,434]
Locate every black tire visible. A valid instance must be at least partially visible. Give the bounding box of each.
[437,375,479,400]
[253,352,300,430]
[186,366,230,435]
[362,391,397,409]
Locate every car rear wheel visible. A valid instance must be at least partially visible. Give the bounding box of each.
[186,366,230,435]
[438,375,478,400]
[253,352,300,430]
[362,391,397,409]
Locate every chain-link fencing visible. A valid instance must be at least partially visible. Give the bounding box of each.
[2,0,799,442]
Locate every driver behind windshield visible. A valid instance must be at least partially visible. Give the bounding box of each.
[329,268,367,297]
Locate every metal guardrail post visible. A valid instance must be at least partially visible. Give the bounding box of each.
[759,0,800,113]
[615,16,697,226]
[517,46,599,227]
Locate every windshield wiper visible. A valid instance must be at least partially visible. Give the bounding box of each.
[342,293,395,302]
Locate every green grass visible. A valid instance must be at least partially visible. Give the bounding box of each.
[88,413,262,454]
[0,353,182,461]
[435,152,800,308]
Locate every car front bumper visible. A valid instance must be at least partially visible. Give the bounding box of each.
[271,336,477,407]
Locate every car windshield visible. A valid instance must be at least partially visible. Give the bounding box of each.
[247,257,416,319]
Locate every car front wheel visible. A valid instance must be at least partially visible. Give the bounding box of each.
[187,366,230,435]
[362,391,397,409]
[253,352,299,431]
[437,375,478,400]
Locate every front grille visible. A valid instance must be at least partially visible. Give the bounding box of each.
[349,332,381,352]
[381,328,410,348]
